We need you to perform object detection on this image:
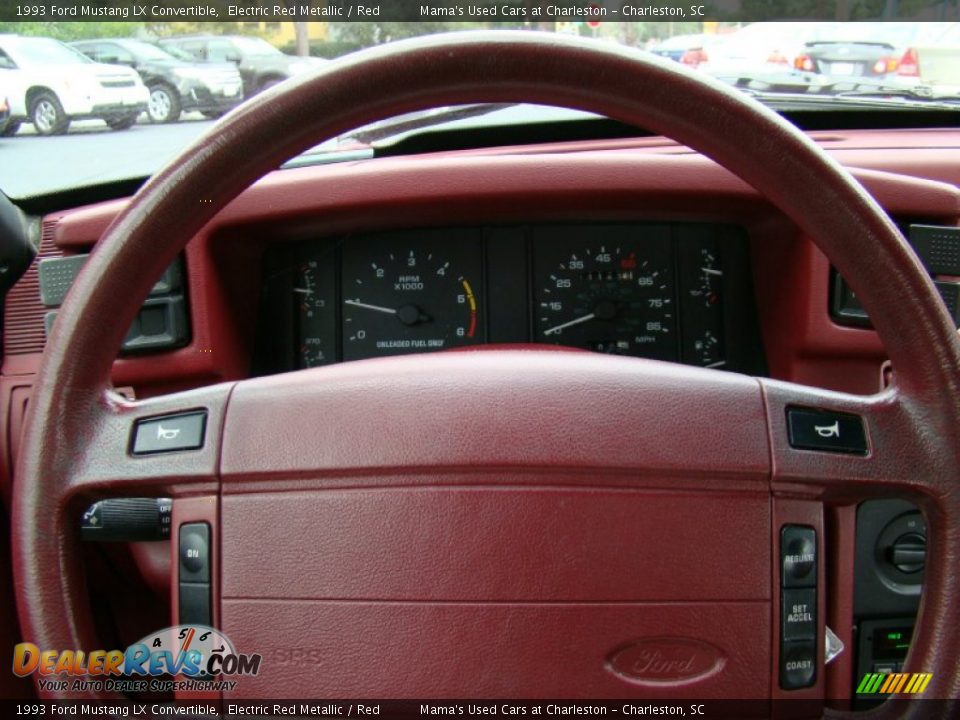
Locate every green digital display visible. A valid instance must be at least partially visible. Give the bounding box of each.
[874,626,913,659]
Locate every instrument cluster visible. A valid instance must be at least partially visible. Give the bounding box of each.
[257,223,765,374]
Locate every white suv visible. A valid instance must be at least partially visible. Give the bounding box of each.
[0,35,149,136]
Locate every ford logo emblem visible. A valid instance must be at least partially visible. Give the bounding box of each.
[607,638,726,685]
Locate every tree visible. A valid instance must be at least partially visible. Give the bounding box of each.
[0,21,146,41]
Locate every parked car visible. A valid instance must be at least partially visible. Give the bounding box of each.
[70,39,243,123]
[696,22,823,77]
[157,35,325,98]
[0,35,148,135]
[793,22,929,79]
[896,23,960,95]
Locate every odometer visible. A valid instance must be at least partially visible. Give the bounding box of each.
[341,231,483,361]
[533,225,678,360]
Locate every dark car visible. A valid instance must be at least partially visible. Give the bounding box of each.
[70,38,243,123]
[157,35,325,98]
[794,40,901,78]
[793,22,927,78]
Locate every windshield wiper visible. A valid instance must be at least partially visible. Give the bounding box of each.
[281,104,525,168]
[347,103,518,144]
[711,70,960,110]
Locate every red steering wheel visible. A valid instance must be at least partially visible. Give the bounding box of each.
[13,32,960,706]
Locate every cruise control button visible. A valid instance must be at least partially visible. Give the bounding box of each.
[787,407,867,455]
[132,411,207,455]
[780,640,817,690]
[781,525,817,588]
[782,588,817,641]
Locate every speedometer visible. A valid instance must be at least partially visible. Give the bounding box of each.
[533,226,678,360]
[341,232,483,361]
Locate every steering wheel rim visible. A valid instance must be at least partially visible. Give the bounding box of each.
[13,31,960,705]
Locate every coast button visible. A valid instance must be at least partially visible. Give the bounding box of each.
[780,640,817,690]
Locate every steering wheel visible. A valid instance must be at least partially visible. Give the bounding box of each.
[13,32,960,706]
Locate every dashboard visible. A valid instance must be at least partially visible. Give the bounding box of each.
[257,222,766,374]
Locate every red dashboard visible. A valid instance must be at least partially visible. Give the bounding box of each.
[5,130,960,397]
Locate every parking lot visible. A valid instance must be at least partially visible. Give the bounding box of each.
[0,115,217,198]
[1,21,957,200]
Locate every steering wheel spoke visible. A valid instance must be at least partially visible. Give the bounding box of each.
[761,379,946,502]
[46,383,230,513]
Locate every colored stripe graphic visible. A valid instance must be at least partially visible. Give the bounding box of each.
[857,672,932,695]
[893,673,910,693]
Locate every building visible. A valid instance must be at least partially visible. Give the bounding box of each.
[235,22,328,47]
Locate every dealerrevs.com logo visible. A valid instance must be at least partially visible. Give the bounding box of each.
[12,625,261,693]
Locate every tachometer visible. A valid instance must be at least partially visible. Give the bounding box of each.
[533,226,678,360]
[341,232,483,360]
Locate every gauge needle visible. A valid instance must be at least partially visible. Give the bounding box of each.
[344,299,397,315]
[701,267,723,276]
[543,313,596,336]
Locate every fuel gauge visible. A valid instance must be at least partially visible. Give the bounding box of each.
[692,330,724,369]
[678,228,726,369]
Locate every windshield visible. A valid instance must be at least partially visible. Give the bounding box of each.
[118,39,176,61]
[0,18,958,200]
[3,36,91,65]
[160,44,196,62]
[229,36,283,56]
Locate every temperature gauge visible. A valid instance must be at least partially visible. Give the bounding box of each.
[691,247,723,309]
[295,257,337,368]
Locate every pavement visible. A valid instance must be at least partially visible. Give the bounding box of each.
[0,114,218,199]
